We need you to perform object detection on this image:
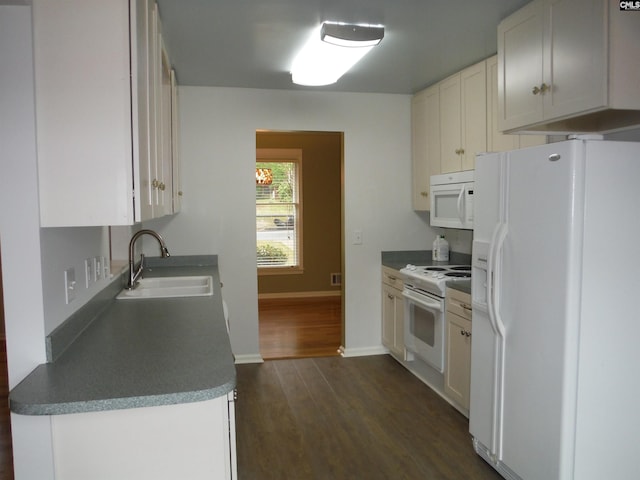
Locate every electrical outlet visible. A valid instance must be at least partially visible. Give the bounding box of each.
[102,256,110,279]
[64,267,76,304]
[353,229,363,245]
[94,256,103,281]
[84,259,94,288]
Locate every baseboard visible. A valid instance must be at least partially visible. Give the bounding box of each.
[338,345,388,357]
[258,290,341,300]
[233,354,264,364]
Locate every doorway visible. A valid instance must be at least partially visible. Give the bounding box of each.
[0,247,14,479]
[256,131,344,360]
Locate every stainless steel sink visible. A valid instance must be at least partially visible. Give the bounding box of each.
[116,275,213,300]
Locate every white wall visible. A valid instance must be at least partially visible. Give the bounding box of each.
[39,227,112,334]
[0,6,55,479]
[144,86,437,359]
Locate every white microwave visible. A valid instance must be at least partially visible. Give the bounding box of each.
[430,170,474,230]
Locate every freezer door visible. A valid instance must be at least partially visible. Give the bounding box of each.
[469,152,504,455]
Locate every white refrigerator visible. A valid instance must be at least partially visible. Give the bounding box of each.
[470,137,640,480]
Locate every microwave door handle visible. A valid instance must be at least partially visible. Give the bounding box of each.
[457,186,465,222]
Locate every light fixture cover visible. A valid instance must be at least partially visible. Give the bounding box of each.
[321,22,384,47]
[291,22,385,86]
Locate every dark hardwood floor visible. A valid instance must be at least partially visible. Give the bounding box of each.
[259,296,342,360]
[0,339,12,480]
[235,355,502,480]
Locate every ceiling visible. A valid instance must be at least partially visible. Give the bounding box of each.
[156,0,531,95]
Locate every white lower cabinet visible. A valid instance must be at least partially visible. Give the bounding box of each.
[445,288,472,414]
[51,393,237,480]
[381,267,405,358]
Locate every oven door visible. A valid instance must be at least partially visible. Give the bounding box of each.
[403,287,446,372]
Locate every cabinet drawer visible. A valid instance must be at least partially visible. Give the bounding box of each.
[381,266,403,290]
[446,288,472,320]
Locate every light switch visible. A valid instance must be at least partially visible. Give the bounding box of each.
[353,229,363,245]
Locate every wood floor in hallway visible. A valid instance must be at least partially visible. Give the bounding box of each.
[235,355,503,480]
[259,296,342,360]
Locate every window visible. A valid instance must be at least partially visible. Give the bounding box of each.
[256,149,302,272]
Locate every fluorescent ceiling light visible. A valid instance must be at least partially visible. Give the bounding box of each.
[291,22,384,86]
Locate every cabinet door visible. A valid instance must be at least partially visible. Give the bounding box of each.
[392,290,405,354]
[411,85,440,211]
[171,69,183,213]
[543,0,607,120]
[440,73,462,174]
[135,0,155,222]
[158,40,174,215]
[498,0,545,132]
[33,0,135,226]
[487,56,546,151]
[445,313,472,410]
[460,61,487,171]
[487,56,519,152]
[382,283,396,350]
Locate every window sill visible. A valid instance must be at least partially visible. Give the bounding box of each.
[258,266,304,276]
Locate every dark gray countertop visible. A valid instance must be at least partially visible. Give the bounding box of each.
[9,255,236,416]
[381,250,472,271]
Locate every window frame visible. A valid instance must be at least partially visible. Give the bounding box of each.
[256,148,303,275]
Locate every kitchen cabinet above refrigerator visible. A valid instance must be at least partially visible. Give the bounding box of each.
[33,0,181,227]
[497,0,640,135]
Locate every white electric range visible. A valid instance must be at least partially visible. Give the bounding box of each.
[398,263,471,372]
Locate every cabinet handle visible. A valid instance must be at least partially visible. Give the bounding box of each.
[460,329,466,336]
[532,83,550,95]
[387,294,394,300]
[159,182,166,191]
[460,303,472,311]
[152,179,159,189]
[421,191,429,197]
[388,276,397,281]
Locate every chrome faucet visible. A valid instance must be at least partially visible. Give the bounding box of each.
[127,229,170,289]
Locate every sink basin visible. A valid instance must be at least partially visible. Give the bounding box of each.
[116,276,214,300]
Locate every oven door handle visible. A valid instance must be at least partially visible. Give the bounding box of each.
[402,288,443,311]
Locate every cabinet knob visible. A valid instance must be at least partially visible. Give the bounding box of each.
[455,148,465,155]
[152,179,159,188]
[387,294,394,300]
[159,182,166,191]
[532,83,550,95]
[178,191,183,196]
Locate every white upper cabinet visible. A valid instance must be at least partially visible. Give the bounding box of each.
[33,0,179,227]
[171,70,183,214]
[411,85,440,211]
[486,56,546,152]
[498,0,640,134]
[440,61,487,173]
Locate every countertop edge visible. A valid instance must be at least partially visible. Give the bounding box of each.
[10,376,236,416]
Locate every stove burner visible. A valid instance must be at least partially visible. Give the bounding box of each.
[445,272,471,278]
[449,266,471,271]
[424,267,447,271]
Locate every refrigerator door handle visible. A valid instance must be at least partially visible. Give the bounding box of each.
[491,223,508,338]
[487,223,506,337]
